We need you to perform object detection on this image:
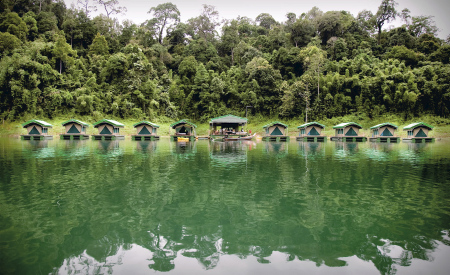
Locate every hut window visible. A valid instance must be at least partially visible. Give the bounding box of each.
[301,129,305,135]
[42,128,47,134]
[82,126,85,132]
[407,130,412,136]
[374,130,378,136]
[337,129,344,135]
[153,128,157,133]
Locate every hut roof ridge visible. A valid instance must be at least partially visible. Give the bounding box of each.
[209,114,247,124]
[332,122,363,129]
[170,119,197,128]
[61,119,89,127]
[297,121,325,129]
[133,120,160,128]
[93,119,125,127]
[370,122,398,129]
[263,121,288,128]
[22,119,53,128]
[403,122,434,130]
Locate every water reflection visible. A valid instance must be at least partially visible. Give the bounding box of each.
[0,138,450,274]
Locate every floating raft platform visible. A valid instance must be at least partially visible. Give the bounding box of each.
[369,137,400,143]
[330,136,367,142]
[21,135,53,140]
[296,136,327,142]
[92,135,125,140]
[60,134,89,140]
[170,135,196,141]
[262,136,290,142]
[402,137,435,143]
[132,135,160,141]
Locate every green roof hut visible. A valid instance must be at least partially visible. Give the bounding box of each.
[403,122,434,143]
[132,121,160,141]
[210,114,248,138]
[296,122,326,142]
[262,121,289,141]
[92,119,125,140]
[170,119,197,141]
[331,122,367,142]
[60,119,89,140]
[369,123,399,143]
[21,120,53,140]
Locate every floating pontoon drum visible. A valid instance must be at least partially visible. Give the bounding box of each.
[296,122,326,142]
[170,119,197,141]
[92,119,125,140]
[402,122,434,143]
[369,122,399,143]
[21,120,53,140]
[132,121,160,141]
[331,122,366,142]
[60,119,90,140]
[262,121,289,142]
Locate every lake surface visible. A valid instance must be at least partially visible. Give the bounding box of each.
[1,137,450,275]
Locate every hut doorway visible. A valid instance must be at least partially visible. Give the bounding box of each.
[308,127,320,136]
[416,129,427,137]
[345,127,357,136]
[271,126,283,135]
[100,126,112,135]
[67,124,80,134]
[29,126,40,135]
[179,126,189,134]
[380,128,392,136]
[139,126,151,135]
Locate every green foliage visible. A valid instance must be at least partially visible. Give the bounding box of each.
[89,33,109,55]
[0,31,21,54]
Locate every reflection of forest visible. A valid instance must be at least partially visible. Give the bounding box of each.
[1,140,450,274]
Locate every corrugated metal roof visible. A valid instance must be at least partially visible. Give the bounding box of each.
[403,122,434,130]
[93,119,125,127]
[210,114,247,124]
[133,121,160,128]
[22,119,53,128]
[297,122,325,129]
[61,119,89,127]
[370,122,398,130]
[170,119,197,128]
[332,122,363,129]
[263,121,288,128]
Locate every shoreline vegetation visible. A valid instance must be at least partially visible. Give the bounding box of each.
[2,114,450,138]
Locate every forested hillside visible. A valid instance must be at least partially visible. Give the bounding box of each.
[1,0,449,123]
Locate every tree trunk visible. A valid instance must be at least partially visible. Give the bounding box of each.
[377,25,382,44]
[231,48,234,66]
[317,69,320,97]
[60,59,62,74]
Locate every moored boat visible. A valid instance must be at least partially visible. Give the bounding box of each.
[223,133,256,141]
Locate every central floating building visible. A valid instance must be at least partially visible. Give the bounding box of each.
[296,122,326,142]
[92,119,125,140]
[262,121,289,141]
[331,122,367,142]
[60,119,89,140]
[21,120,53,140]
[132,121,160,141]
[209,115,248,138]
[170,119,197,141]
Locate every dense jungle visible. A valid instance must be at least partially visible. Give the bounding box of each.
[1,0,449,123]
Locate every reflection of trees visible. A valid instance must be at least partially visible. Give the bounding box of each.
[0,140,449,274]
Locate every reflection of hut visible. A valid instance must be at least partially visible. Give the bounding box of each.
[132,121,160,141]
[60,119,89,140]
[296,122,326,142]
[262,121,289,141]
[210,114,248,138]
[92,119,125,140]
[331,122,366,142]
[369,123,399,143]
[403,122,434,143]
[21,120,53,140]
[170,119,197,141]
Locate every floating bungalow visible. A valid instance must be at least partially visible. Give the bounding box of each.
[296,122,326,142]
[132,121,160,141]
[403,122,434,143]
[170,119,197,141]
[92,119,125,140]
[21,120,53,140]
[60,119,89,140]
[262,121,289,141]
[210,114,248,138]
[369,123,399,143]
[331,122,367,142]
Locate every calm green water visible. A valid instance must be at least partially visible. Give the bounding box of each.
[1,138,450,275]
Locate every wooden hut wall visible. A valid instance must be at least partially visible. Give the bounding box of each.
[27,124,43,135]
[136,124,154,135]
[413,127,429,137]
[65,123,83,134]
[373,126,395,137]
[175,124,192,134]
[305,125,322,136]
[98,124,115,135]
[267,125,286,135]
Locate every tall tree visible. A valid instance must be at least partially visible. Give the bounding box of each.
[77,0,97,17]
[148,2,180,44]
[95,0,126,19]
[373,0,398,44]
[300,45,326,97]
[255,13,277,29]
[186,4,220,42]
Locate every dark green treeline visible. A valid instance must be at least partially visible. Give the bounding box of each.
[1,0,449,122]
